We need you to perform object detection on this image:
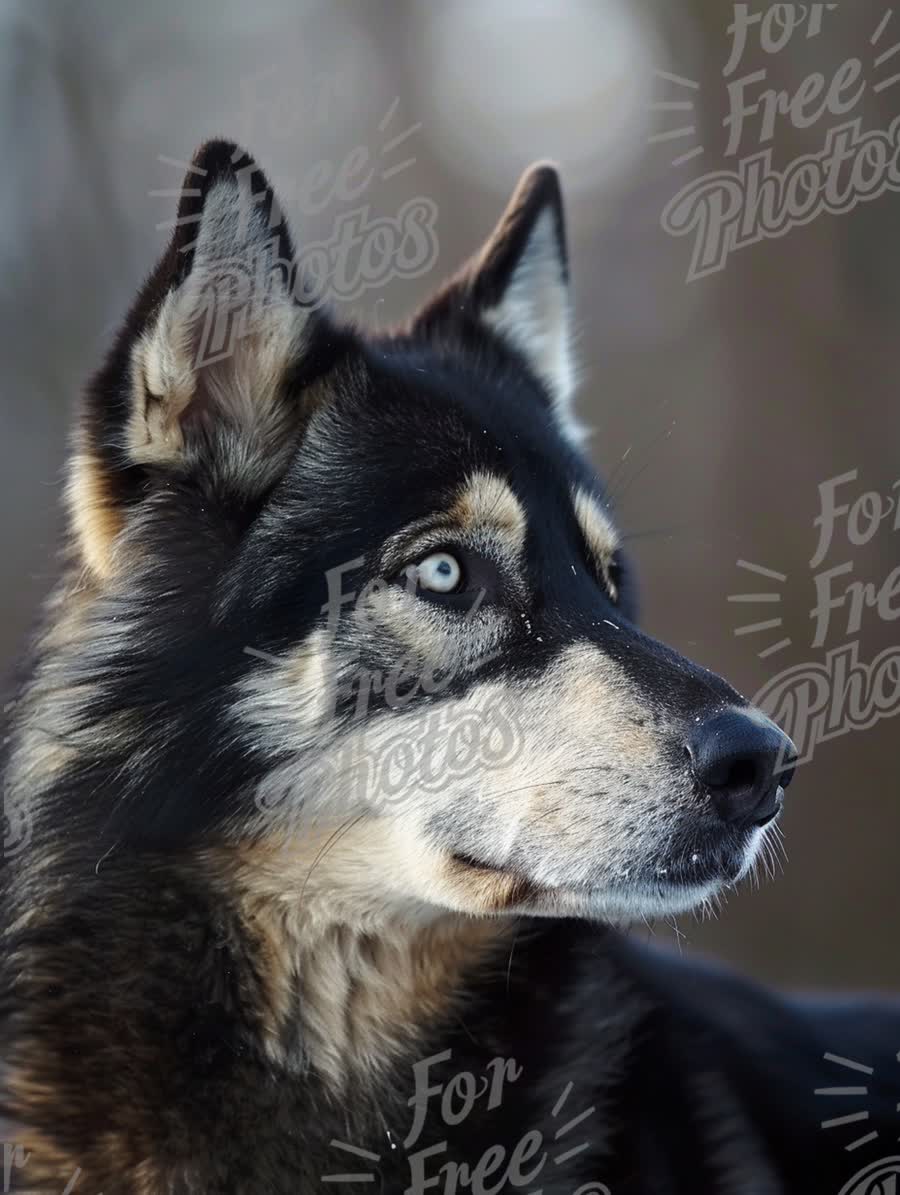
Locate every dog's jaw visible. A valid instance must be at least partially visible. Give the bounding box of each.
[444,810,782,924]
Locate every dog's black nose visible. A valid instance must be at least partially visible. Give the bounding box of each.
[687,711,796,828]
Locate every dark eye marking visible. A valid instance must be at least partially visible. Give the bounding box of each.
[391,544,505,614]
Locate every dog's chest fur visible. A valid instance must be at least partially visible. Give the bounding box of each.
[0,858,628,1192]
[4,845,900,1193]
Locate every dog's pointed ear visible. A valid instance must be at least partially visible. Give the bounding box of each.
[414,163,579,433]
[70,140,333,580]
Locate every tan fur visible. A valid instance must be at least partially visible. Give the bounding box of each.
[237,622,726,930]
[0,1116,166,1195]
[128,276,306,473]
[65,177,319,582]
[0,1118,81,1193]
[572,487,621,600]
[3,588,92,856]
[360,581,508,675]
[127,179,311,471]
[206,831,511,1090]
[66,450,124,581]
[448,471,527,556]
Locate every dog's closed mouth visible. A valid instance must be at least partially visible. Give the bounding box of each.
[451,851,511,876]
[449,851,547,910]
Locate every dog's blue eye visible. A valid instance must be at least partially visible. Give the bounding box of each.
[411,552,463,594]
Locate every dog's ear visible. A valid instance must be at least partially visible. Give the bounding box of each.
[70,140,332,580]
[414,163,578,432]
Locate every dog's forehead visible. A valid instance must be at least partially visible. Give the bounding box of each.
[303,345,609,546]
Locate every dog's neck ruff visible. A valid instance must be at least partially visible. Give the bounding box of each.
[206,840,513,1090]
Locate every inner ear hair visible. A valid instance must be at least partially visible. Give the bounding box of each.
[127,244,311,471]
[67,140,325,581]
[126,147,314,472]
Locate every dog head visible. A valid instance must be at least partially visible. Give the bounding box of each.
[56,141,795,926]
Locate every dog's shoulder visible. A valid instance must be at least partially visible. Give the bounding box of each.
[581,932,900,1192]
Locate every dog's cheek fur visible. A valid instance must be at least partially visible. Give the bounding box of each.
[417,646,692,895]
[164,641,693,1101]
[234,640,696,919]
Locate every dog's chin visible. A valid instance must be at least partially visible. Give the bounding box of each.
[526,877,729,924]
[449,824,770,924]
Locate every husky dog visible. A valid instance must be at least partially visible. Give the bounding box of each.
[1,141,897,1194]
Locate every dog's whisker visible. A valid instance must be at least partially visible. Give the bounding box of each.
[299,814,368,904]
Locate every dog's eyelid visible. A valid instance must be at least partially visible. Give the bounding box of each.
[382,533,460,582]
[381,523,509,579]
[379,521,458,578]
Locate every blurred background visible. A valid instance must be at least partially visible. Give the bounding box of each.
[2,0,898,989]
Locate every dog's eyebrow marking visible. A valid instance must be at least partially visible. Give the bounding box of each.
[449,471,527,555]
[572,487,620,589]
